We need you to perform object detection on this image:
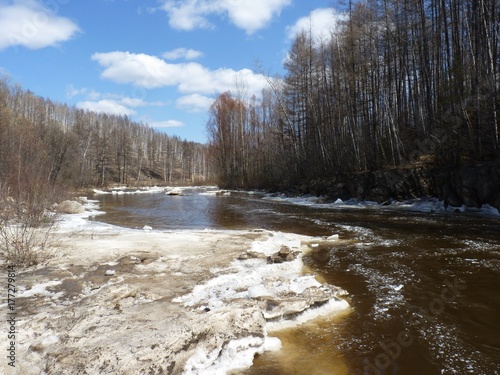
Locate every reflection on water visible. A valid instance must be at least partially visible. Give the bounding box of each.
[91,189,330,235]
[92,189,500,375]
[239,311,352,375]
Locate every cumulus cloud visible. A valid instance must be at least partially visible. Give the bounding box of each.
[286,8,346,42]
[163,48,203,60]
[91,51,269,96]
[149,120,185,128]
[74,90,164,116]
[176,94,214,112]
[76,100,137,116]
[0,0,80,50]
[160,0,292,34]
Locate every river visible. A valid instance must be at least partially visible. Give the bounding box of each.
[91,187,500,375]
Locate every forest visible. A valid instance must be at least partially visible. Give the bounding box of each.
[1,0,499,209]
[0,78,211,206]
[207,0,499,200]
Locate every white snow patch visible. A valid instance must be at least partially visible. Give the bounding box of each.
[249,231,302,256]
[18,280,63,298]
[93,186,165,195]
[182,336,281,375]
[267,298,350,331]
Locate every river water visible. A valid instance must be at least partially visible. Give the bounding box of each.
[91,187,500,375]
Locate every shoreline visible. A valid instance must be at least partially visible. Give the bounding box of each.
[1,198,349,375]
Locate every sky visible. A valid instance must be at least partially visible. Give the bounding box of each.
[0,0,345,143]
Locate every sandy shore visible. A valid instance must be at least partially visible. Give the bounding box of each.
[1,205,348,375]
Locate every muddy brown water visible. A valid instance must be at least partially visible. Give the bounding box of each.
[91,189,500,374]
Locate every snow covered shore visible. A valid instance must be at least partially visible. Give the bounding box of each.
[1,198,349,375]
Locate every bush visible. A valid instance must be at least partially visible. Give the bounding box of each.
[0,197,57,267]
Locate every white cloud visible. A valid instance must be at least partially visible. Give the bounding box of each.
[66,84,89,99]
[91,51,269,97]
[74,90,165,116]
[149,120,184,128]
[223,0,292,34]
[119,97,150,107]
[160,0,292,35]
[163,48,203,60]
[286,8,346,42]
[176,94,213,112]
[0,0,80,50]
[76,100,137,116]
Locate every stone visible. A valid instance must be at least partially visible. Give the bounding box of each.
[267,246,299,264]
[56,200,85,214]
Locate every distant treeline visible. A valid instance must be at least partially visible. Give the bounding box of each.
[207,0,499,191]
[0,78,211,205]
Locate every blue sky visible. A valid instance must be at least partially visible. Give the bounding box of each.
[0,0,344,143]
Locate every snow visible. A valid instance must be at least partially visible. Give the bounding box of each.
[18,280,63,299]
[173,230,350,372]
[93,186,165,195]
[267,298,350,331]
[263,194,500,217]
[182,336,281,375]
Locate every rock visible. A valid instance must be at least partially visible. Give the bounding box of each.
[267,246,299,264]
[238,253,249,260]
[56,200,85,214]
[166,188,183,196]
[267,254,285,264]
[105,270,116,276]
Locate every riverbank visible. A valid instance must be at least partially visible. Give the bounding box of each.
[0,199,349,375]
[281,160,500,213]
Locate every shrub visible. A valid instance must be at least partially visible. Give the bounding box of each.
[0,197,57,267]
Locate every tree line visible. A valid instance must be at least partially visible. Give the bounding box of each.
[0,78,211,207]
[208,0,499,191]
